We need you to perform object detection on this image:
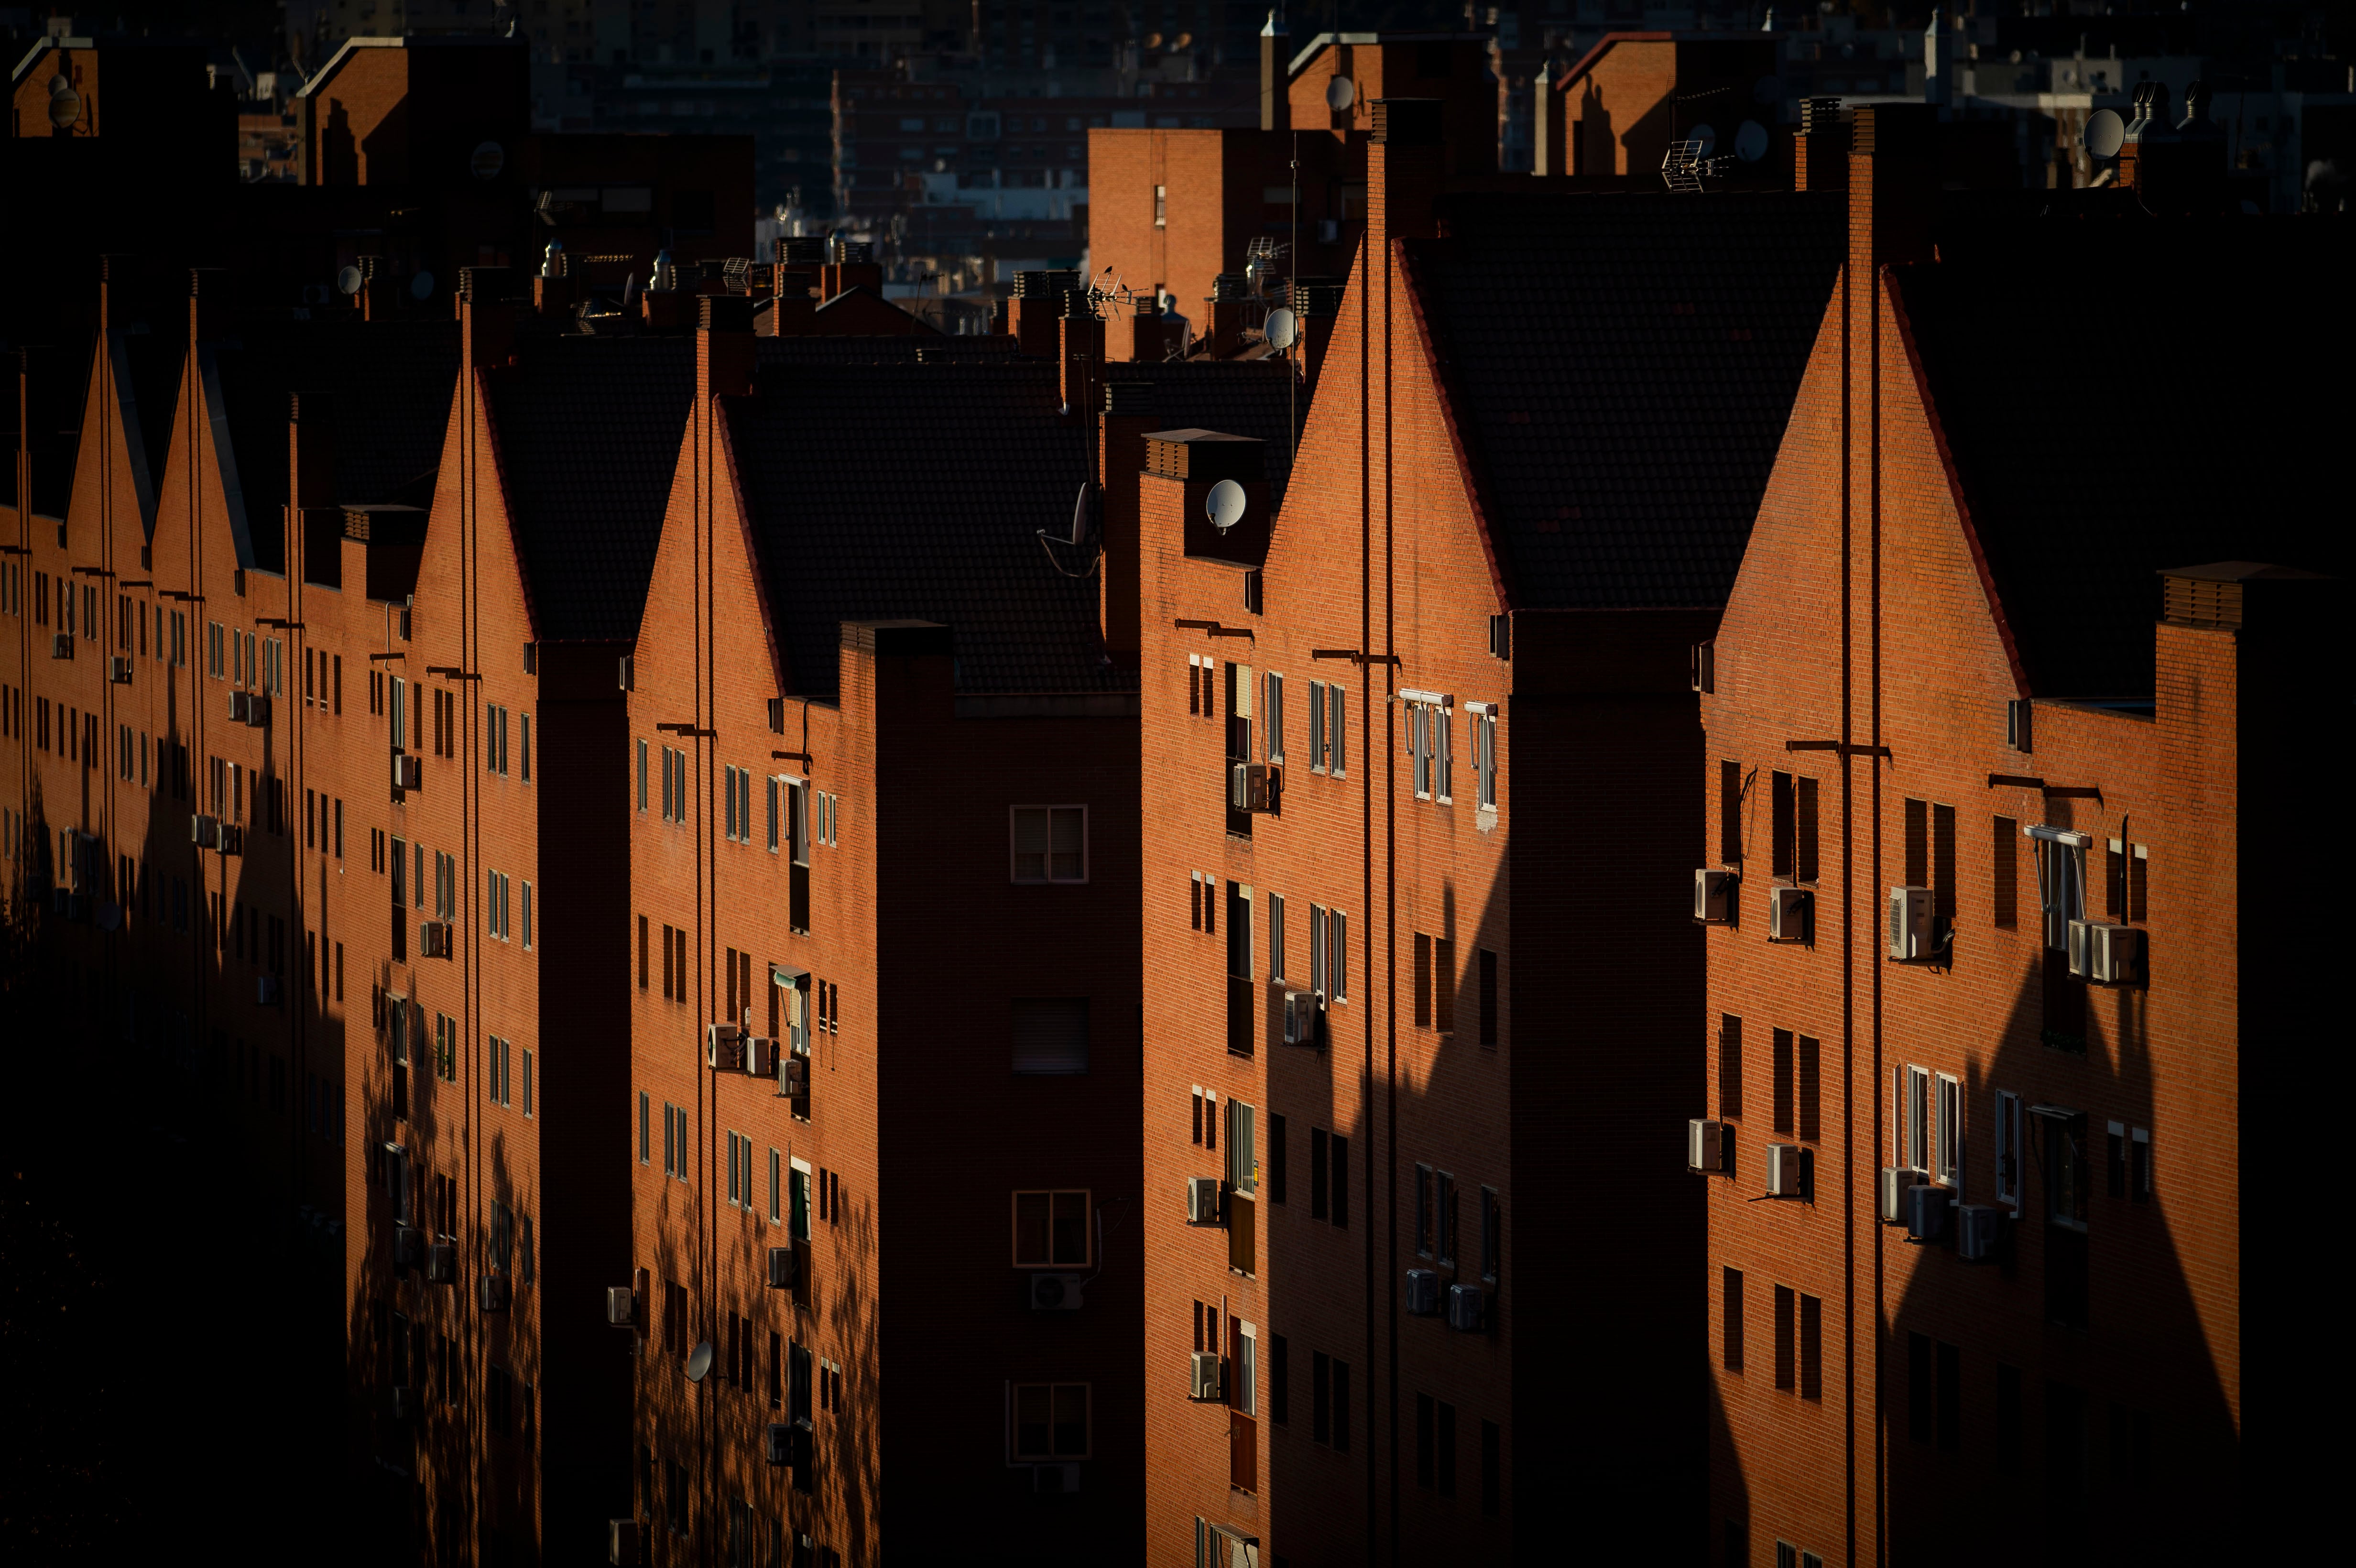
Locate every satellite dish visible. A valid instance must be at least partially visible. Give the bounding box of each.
[1325,75,1356,113]
[1063,481,1098,547]
[410,271,436,301]
[48,84,81,130]
[1688,123,1719,159]
[337,266,365,297]
[685,1341,715,1383]
[2084,108,2126,160]
[471,140,506,182]
[1734,121,1770,163]
[1205,479,1247,533]
[1265,307,1298,351]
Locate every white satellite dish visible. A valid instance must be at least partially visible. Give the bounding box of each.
[2084,108,2126,160]
[1265,307,1298,351]
[1734,120,1770,163]
[1688,123,1719,159]
[337,266,364,296]
[1044,481,1096,548]
[1326,75,1356,113]
[1205,479,1247,533]
[410,271,436,301]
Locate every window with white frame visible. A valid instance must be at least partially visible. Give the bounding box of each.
[1936,1074,1961,1191]
[1468,702,1498,810]
[1011,806,1087,883]
[1227,1100,1257,1196]
[1403,691,1453,802]
[1265,672,1284,763]
[2029,825,2088,951]
[1309,904,1349,1003]
[1898,1065,1930,1171]
[1307,679,1326,772]
[1268,892,1285,981]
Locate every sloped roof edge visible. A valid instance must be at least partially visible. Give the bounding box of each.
[1394,236,1517,615]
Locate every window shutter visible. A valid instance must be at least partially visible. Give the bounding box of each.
[1011,998,1089,1075]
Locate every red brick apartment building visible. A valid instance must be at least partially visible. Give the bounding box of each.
[1692,103,2348,1568]
[1135,98,1841,1565]
[610,286,1295,1566]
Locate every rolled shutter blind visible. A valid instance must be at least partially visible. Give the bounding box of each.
[1011,998,1089,1075]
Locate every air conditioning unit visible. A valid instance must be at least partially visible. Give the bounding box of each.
[1230,762,1280,813]
[1033,1462,1082,1494]
[229,690,251,722]
[1185,1176,1223,1227]
[1404,1268,1440,1317]
[1766,1143,1805,1198]
[243,693,271,728]
[50,632,72,659]
[218,825,243,857]
[607,1285,639,1326]
[766,1247,799,1290]
[744,1035,779,1076]
[1446,1283,1486,1333]
[780,1054,809,1097]
[425,1242,458,1284]
[478,1274,511,1313]
[1189,1350,1224,1403]
[256,974,280,1007]
[1688,1118,1727,1173]
[191,814,221,848]
[109,656,132,684]
[1767,885,1811,943]
[1694,868,1736,924]
[392,753,422,790]
[705,1023,744,1071]
[765,1417,813,1469]
[608,1519,638,1567]
[1280,989,1322,1046]
[1887,886,1934,960]
[1955,1204,2008,1263]
[393,1222,424,1271]
[1905,1183,1953,1243]
[1878,1166,1921,1224]
[419,921,451,958]
[2070,920,2145,986]
[1029,1273,1085,1311]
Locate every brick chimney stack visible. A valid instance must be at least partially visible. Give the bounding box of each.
[459,267,517,372]
[1260,10,1290,132]
[1793,98,1851,193]
[1097,379,1158,662]
[290,392,338,591]
[1011,270,1078,356]
[532,243,575,317]
[698,294,756,401]
[1127,293,1166,363]
[1208,273,1249,359]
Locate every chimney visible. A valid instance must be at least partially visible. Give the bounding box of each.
[290,392,340,590]
[1922,7,1952,107]
[1847,104,1936,286]
[825,236,883,297]
[1793,97,1850,193]
[1127,293,1166,362]
[1531,63,1561,177]
[354,256,393,320]
[1260,10,1290,133]
[1060,292,1103,421]
[1097,379,1158,661]
[698,294,756,400]
[1207,273,1250,359]
[533,241,575,316]
[1011,270,1078,356]
[189,266,232,344]
[459,267,517,371]
[1289,275,1346,394]
[2118,80,2227,214]
[1368,100,1445,260]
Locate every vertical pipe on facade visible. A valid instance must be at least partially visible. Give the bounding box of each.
[1357,174,1379,1568]
[1381,218,1401,1568]
[1867,246,1887,1568]
[1838,237,1856,1568]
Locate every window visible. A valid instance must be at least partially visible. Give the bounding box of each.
[1774,1285,1795,1390]
[1798,1034,1820,1142]
[1153,183,1166,227]
[1226,1101,1256,1196]
[1309,1353,1350,1451]
[1719,760,1743,864]
[1994,1090,2022,1205]
[1899,1065,1930,1171]
[768,1149,781,1224]
[485,703,510,775]
[1267,892,1285,980]
[1481,1187,1501,1281]
[1773,1029,1794,1135]
[1415,1164,1433,1255]
[1309,904,1347,1002]
[1723,1266,1744,1370]
[637,740,648,812]
[1469,702,1499,810]
[1718,1015,1742,1120]
[1013,1191,1091,1267]
[519,712,530,780]
[2131,1126,2150,1203]
[521,882,532,949]
[1434,1171,1458,1266]
[2106,838,2150,922]
[1265,672,1284,762]
[1328,682,1347,773]
[1011,806,1087,882]
[1012,1383,1090,1460]
[1800,1293,1822,1399]
[1993,816,2018,927]
[1937,1074,1961,1189]
[1405,696,1451,801]
[1011,997,1088,1075]
[1307,679,1324,770]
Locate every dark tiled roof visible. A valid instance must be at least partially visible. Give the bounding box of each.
[1891,219,2353,698]
[1104,359,1302,508]
[750,334,1021,370]
[723,359,1129,697]
[485,332,696,642]
[210,314,459,570]
[1407,190,1844,610]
